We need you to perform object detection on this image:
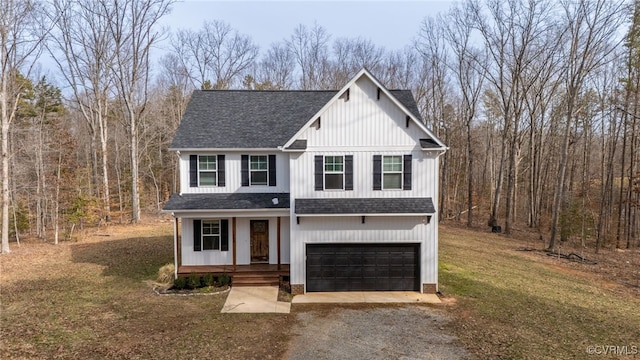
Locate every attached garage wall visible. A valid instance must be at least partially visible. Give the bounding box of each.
[290,216,437,292]
[306,243,420,292]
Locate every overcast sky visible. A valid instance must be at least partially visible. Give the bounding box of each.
[159,0,454,53]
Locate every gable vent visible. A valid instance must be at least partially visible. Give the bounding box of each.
[406,116,410,128]
[377,87,381,100]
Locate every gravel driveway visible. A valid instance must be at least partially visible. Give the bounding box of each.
[284,305,470,359]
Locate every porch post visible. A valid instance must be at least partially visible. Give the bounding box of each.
[277,216,281,270]
[232,217,237,271]
[173,216,179,278]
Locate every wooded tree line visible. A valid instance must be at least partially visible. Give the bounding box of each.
[1,0,638,254]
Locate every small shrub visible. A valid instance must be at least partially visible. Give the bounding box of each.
[202,273,215,287]
[218,273,230,287]
[157,263,175,284]
[186,274,201,289]
[173,277,187,290]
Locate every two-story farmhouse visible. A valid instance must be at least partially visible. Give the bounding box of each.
[163,69,446,294]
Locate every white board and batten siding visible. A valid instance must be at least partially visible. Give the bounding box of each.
[287,75,441,291]
[178,152,290,194]
[181,217,290,266]
[291,216,438,287]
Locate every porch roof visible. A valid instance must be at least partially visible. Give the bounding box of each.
[164,193,290,211]
[294,197,436,215]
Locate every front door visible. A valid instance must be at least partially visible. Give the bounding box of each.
[250,220,269,263]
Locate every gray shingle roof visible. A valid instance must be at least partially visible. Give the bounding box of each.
[420,138,442,149]
[295,197,435,215]
[170,89,422,149]
[164,193,290,211]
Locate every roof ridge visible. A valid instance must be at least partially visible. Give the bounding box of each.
[197,89,340,93]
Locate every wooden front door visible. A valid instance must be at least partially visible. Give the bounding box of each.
[250,220,269,263]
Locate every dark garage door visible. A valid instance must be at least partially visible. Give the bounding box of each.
[306,243,420,292]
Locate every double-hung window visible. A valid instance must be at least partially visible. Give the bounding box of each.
[193,219,229,252]
[189,154,225,188]
[201,220,221,250]
[324,155,344,190]
[241,155,276,186]
[250,155,268,185]
[314,155,353,191]
[198,155,217,186]
[373,154,411,190]
[382,155,403,189]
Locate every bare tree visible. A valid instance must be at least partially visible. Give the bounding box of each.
[1,0,49,253]
[49,0,116,223]
[330,37,385,87]
[172,20,258,89]
[415,16,451,220]
[287,23,332,90]
[443,2,486,226]
[548,0,627,250]
[255,42,295,89]
[104,0,172,223]
[471,0,560,234]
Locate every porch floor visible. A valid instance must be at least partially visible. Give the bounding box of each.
[177,264,290,276]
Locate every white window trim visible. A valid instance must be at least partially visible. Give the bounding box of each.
[249,155,268,186]
[324,155,345,190]
[201,219,221,251]
[382,155,403,190]
[198,155,217,187]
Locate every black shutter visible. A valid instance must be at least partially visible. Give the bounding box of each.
[217,155,225,187]
[314,155,323,191]
[193,219,201,252]
[220,219,229,251]
[241,155,249,186]
[373,155,382,190]
[189,155,198,187]
[268,155,276,186]
[345,155,353,190]
[403,154,412,190]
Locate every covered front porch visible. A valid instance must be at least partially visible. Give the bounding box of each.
[178,264,290,287]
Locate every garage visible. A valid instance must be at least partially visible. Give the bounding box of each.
[306,243,420,292]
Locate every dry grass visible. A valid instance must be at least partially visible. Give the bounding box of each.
[3,217,639,359]
[439,224,640,359]
[0,218,291,359]
[156,263,175,284]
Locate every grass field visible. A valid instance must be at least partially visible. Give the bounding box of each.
[439,225,640,359]
[1,218,638,359]
[0,219,291,359]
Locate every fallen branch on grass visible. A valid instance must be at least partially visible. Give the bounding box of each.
[545,250,598,265]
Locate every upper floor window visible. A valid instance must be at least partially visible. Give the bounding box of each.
[382,155,403,189]
[324,156,344,189]
[373,154,411,191]
[314,155,353,191]
[241,154,276,187]
[198,155,217,186]
[250,155,268,185]
[189,154,225,188]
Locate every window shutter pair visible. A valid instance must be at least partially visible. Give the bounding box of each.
[314,155,353,191]
[189,155,225,187]
[373,154,412,190]
[193,219,229,252]
[241,155,277,186]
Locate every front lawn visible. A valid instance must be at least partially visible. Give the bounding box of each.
[0,220,292,359]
